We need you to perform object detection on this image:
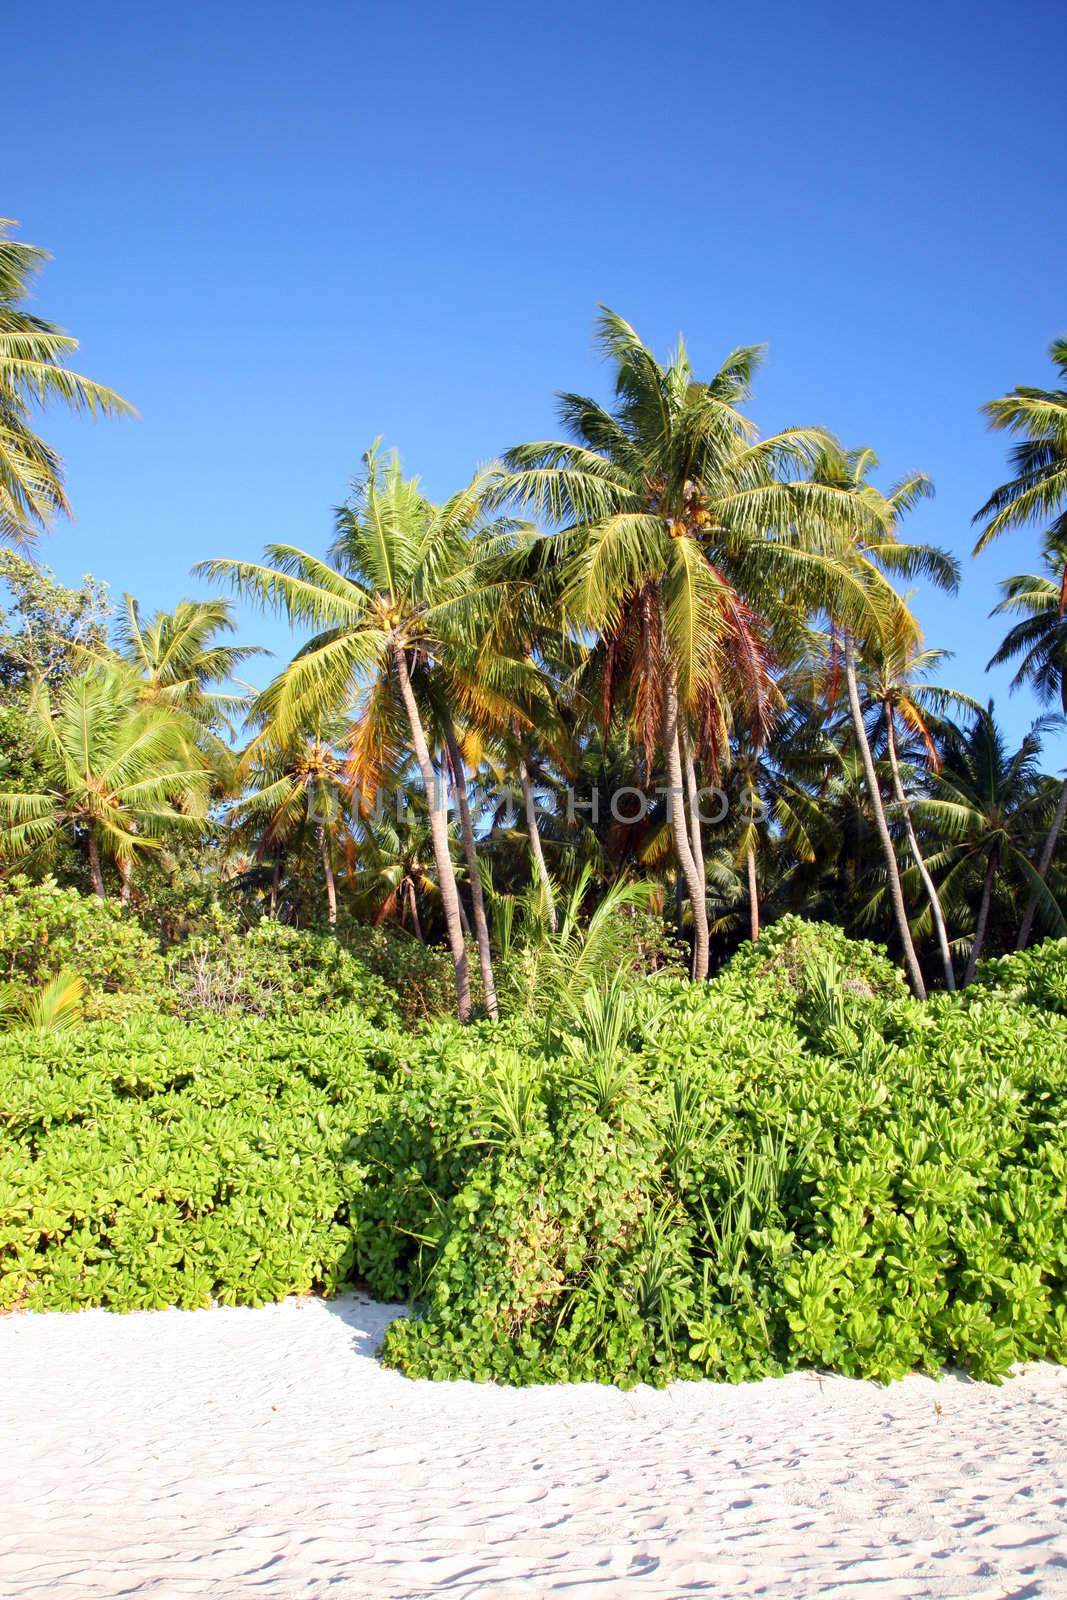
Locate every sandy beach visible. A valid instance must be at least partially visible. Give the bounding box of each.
[1,1292,1064,1599]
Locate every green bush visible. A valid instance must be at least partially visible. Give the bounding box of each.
[1,916,1065,1387]
[337,920,468,1022]
[975,938,1067,1016]
[0,875,165,1016]
[364,932,1067,1385]
[0,1009,387,1311]
[165,919,399,1024]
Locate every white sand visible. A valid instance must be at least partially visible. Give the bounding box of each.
[1,1294,1065,1599]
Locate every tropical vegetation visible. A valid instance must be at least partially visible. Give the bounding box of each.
[1,226,1065,1383]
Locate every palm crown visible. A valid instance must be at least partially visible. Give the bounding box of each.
[0,220,134,545]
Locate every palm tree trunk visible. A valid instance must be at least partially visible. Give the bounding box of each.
[518,754,556,933]
[319,827,337,926]
[746,843,760,942]
[269,858,280,918]
[406,878,424,943]
[1016,776,1067,950]
[844,636,927,999]
[663,667,709,981]
[964,847,999,986]
[392,640,471,1022]
[443,713,498,1018]
[885,711,955,991]
[87,835,105,898]
[118,857,132,906]
[682,734,707,895]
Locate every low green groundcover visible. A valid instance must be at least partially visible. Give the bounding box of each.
[2,917,1065,1386]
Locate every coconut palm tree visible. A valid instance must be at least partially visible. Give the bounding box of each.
[0,667,209,896]
[915,707,1064,982]
[351,808,441,939]
[0,220,134,546]
[113,596,264,736]
[233,719,353,926]
[973,339,1067,557]
[198,447,516,1021]
[812,447,960,997]
[493,308,887,979]
[727,698,839,942]
[856,615,979,990]
[988,532,1067,948]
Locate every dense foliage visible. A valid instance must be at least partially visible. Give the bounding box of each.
[3,912,1063,1388]
[1,234,1065,1391]
[0,1011,380,1310]
[3,302,1067,1021]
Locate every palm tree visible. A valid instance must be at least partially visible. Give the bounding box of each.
[0,220,134,546]
[727,697,839,942]
[351,808,440,939]
[915,707,1064,982]
[113,596,264,735]
[857,615,979,990]
[974,339,1067,557]
[234,719,353,926]
[493,308,886,979]
[988,532,1067,948]
[814,447,960,998]
[974,338,1067,955]
[0,667,209,896]
[198,447,513,1021]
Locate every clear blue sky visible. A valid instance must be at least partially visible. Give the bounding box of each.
[9,0,1067,754]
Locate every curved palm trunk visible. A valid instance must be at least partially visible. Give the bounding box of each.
[87,835,106,898]
[443,714,498,1019]
[269,858,281,919]
[885,712,955,991]
[964,847,999,986]
[1016,777,1067,950]
[844,636,927,999]
[663,668,709,981]
[518,754,556,933]
[746,843,760,943]
[392,640,471,1022]
[319,826,337,926]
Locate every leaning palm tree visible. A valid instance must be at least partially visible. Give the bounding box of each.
[973,338,1067,557]
[857,613,979,990]
[198,447,515,1021]
[813,446,960,998]
[0,220,134,545]
[988,533,1067,949]
[915,707,1064,982]
[492,308,887,979]
[0,667,209,896]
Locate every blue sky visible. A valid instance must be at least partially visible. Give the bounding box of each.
[9,0,1067,755]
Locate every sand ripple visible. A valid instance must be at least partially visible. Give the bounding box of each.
[1,1293,1065,1598]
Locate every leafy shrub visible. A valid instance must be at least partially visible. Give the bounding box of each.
[975,938,1067,1016]
[2,915,1065,1388]
[165,919,398,1024]
[337,920,466,1022]
[714,914,908,1013]
[0,1010,387,1311]
[363,937,1067,1385]
[0,875,165,1016]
